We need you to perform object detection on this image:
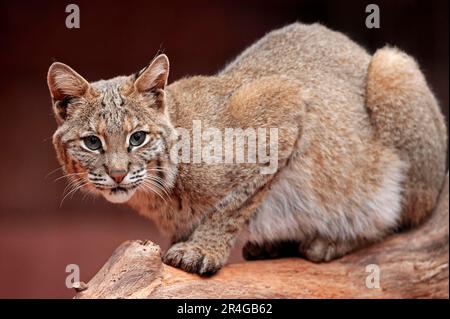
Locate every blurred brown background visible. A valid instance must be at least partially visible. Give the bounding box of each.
[0,0,448,298]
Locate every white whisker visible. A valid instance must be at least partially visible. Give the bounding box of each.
[147,175,171,198]
[141,179,167,204]
[54,172,86,182]
[45,167,64,179]
[60,181,89,207]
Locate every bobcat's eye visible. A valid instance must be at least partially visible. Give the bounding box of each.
[129,131,147,147]
[83,135,102,151]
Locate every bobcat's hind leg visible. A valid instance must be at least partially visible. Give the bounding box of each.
[366,46,447,226]
[298,237,364,263]
[244,238,365,262]
[242,240,300,260]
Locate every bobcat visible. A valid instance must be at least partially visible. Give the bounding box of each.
[48,23,447,275]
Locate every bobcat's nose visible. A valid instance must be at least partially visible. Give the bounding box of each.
[108,169,127,184]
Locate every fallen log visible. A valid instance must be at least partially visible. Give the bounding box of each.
[75,173,448,299]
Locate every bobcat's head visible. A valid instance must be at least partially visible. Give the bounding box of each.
[48,55,176,203]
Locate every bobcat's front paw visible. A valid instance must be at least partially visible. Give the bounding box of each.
[162,242,226,275]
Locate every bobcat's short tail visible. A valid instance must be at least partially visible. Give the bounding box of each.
[365,46,448,227]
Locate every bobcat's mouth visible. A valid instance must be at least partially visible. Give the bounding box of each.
[103,186,136,204]
[111,186,128,193]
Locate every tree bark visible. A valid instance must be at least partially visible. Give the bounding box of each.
[75,173,449,299]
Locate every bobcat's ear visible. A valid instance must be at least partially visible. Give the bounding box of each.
[47,62,90,123]
[134,54,170,94]
[47,62,90,101]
